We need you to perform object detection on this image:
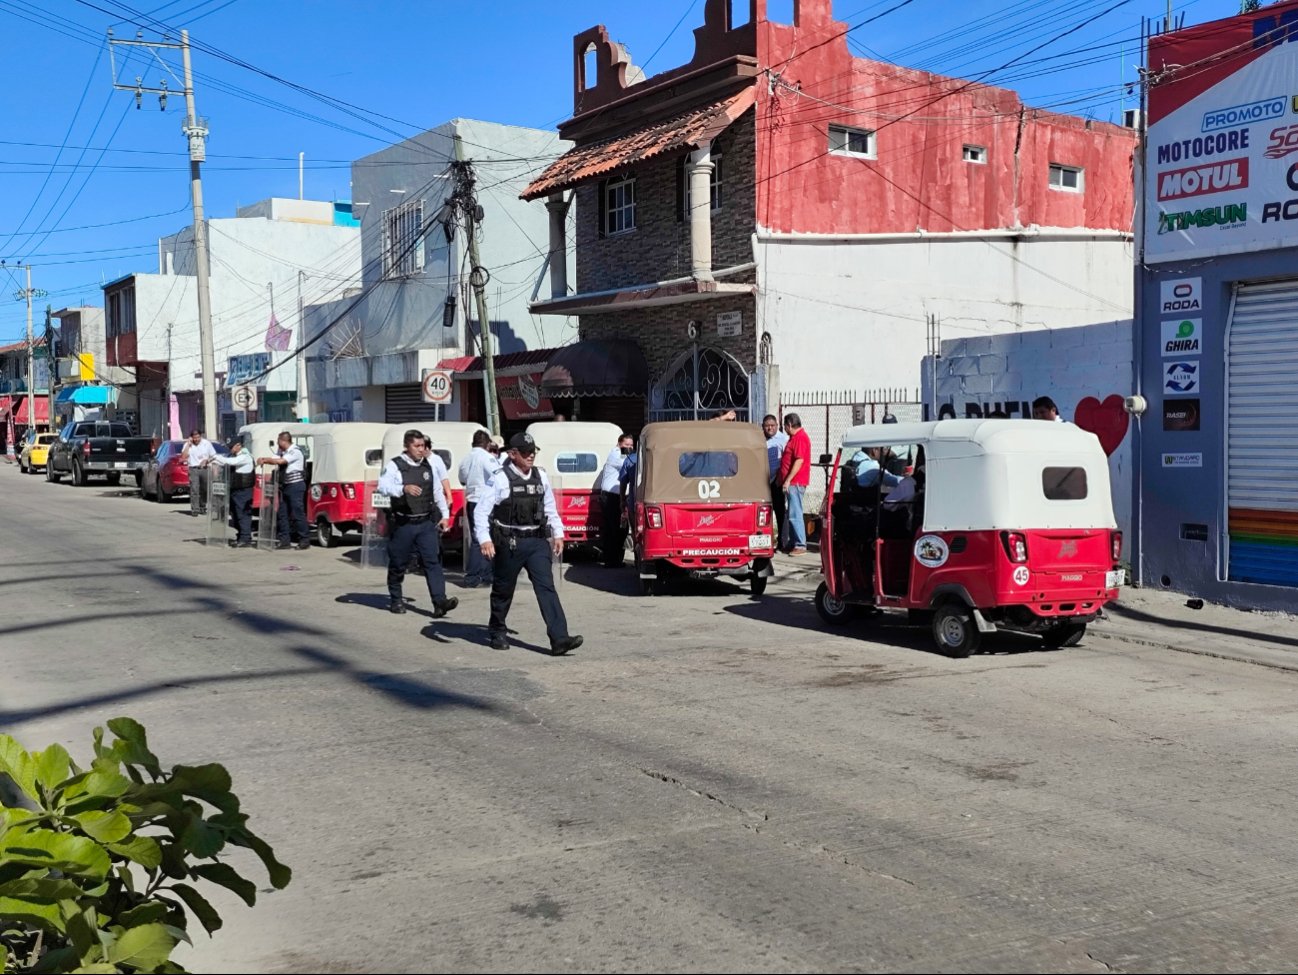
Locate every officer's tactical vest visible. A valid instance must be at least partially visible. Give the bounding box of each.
[391,456,434,518]
[494,463,546,531]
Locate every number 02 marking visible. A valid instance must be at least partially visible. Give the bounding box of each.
[697,479,720,499]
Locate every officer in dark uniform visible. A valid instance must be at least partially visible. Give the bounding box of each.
[474,431,582,656]
[378,429,460,618]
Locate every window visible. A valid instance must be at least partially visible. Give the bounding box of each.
[679,451,739,478]
[963,144,987,164]
[1049,163,1084,192]
[381,198,426,278]
[1042,467,1088,500]
[364,449,384,467]
[105,284,136,338]
[556,451,599,474]
[431,448,451,470]
[681,154,723,218]
[829,124,876,158]
[602,177,636,235]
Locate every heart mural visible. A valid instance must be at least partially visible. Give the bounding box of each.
[1073,394,1129,456]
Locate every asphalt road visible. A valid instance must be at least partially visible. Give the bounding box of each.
[4,467,1297,973]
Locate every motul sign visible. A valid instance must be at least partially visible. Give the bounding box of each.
[1157,157,1249,201]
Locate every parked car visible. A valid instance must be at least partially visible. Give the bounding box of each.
[18,432,57,474]
[139,440,229,502]
[46,421,154,486]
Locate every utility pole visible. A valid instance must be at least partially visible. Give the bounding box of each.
[45,305,55,436]
[165,322,174,439]
[109,28,216,439]
[7,265,47,429]
[452,136,500,435]
[296,270,310,420]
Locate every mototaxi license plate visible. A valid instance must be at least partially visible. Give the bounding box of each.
[372,493,391,509]
[749,533,773,551]
[1105,569,1124,589]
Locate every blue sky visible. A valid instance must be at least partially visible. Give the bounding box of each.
[0,0,1244,341]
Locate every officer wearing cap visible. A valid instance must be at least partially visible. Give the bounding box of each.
[474,431,582,656]
[204,438,256,547]
[377,429,460,618]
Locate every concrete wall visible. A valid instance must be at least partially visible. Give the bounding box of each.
[757,233,1134,394]
[921,321,1134,540]
[1138,248,1298,611]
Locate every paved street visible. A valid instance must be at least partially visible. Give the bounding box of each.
[5,469,1298,973]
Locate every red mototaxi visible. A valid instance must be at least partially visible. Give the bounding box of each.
[816,419,1123,656]
[632,420,775,596]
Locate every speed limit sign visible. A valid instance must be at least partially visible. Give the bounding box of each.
[421,370,453,405]
[231,384,258,411]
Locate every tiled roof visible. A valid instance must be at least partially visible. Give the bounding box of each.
[521,88,755,200]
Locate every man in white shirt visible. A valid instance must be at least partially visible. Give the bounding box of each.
[596,433,633,567]
[206,438,256,547]
[378,429,459,619]
[1032,396,1067,423]
[474,431,581,656]
[258,432,310,550]
[457,429,500,587]
[179,429,216,517]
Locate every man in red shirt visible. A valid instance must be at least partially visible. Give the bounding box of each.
[778,413,812,555]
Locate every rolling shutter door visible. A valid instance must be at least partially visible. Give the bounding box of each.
[384,384,442,424]
[1227,280,1298,586]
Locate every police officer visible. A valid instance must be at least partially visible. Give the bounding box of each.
[475,432,582,655]
[205,438,255,547]
[258,431,310,550]
[378,429,460,618]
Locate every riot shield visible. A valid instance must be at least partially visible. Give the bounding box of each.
[205,465,230,547]
[256,475,279,551]
[359,480,388,571]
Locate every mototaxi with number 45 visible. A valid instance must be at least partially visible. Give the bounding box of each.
[632,421,775,596]
[816,419,1123,656]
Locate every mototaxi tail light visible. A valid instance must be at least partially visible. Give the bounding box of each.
[1111,530,1123,561]
[1001,530,1028,563]
[646,505,664,530]
[758,503,772,528]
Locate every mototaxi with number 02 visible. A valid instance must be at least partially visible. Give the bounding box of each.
[815,419,1124,656]
[631,420,776,596]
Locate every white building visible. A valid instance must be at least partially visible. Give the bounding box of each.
[104,198,361,439]
[303,118,570,424]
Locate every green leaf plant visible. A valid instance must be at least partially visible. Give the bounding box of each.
[0,719,290,973]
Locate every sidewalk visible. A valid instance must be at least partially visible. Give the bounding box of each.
[771,553,1298,672]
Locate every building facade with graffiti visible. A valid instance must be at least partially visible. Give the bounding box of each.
[1137,1,1298,606]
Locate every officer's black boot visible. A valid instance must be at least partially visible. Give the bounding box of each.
[550,635,583,656]
[488,631,509,650]
[432,596,459,618]
[388,597,406,614]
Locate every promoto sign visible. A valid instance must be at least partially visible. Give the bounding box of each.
[1145,4,1298,261]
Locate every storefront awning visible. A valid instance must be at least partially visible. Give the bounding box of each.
[541,339,648,398]
[521,88,756,201]
[0,395,50,424]
[55,385,115,406]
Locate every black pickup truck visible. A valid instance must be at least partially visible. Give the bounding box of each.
[46,421,155,486]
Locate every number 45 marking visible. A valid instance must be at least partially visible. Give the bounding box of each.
[697,479,720,499]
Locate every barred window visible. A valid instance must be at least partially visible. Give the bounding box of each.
[382,199,426,278]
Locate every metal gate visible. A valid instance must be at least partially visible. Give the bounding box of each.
[648,346,750,423]
[1226,280,1298,586]
[778,389,921,517]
